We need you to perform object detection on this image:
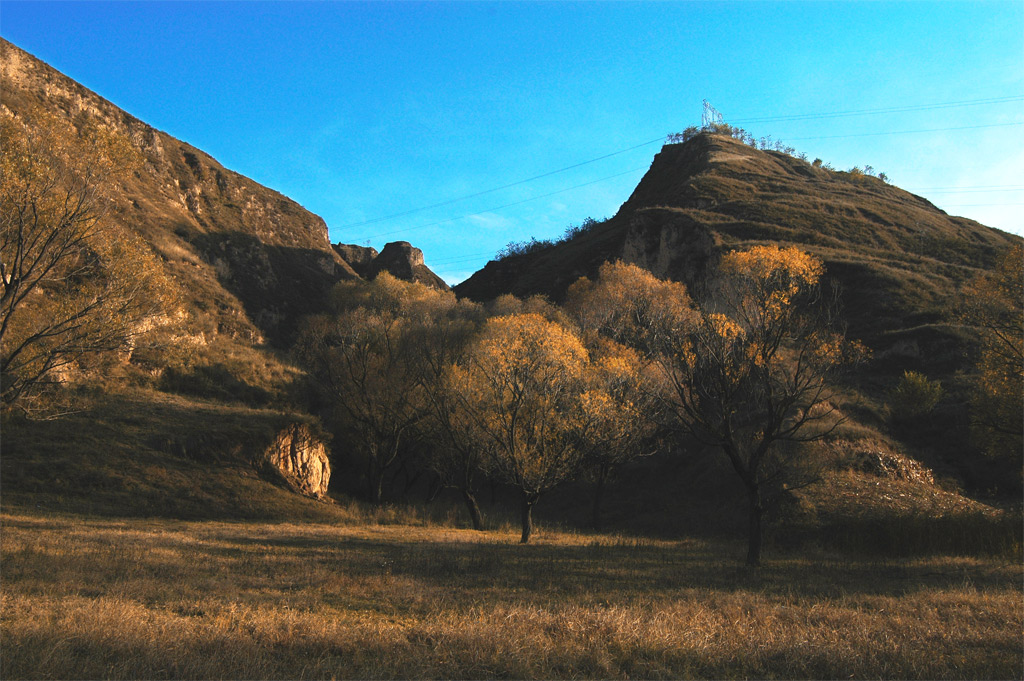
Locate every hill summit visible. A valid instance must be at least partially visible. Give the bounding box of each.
[456,132,1017,362]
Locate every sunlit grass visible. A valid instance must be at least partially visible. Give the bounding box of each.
[2,511,1020,679]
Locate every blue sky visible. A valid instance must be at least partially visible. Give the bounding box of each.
[3,1,1022,283]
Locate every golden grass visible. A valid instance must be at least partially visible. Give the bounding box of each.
[2,511,1021,679]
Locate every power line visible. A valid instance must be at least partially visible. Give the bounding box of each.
[362,166,649,241]
[906,184,1024,191]
[916,188,1024,195]
[786,121,1022,141]
[340,96,1022,235]
[939,202,1024,207]
[337,136,665,231]
[425,250,499,266]
[729,95,1024,125]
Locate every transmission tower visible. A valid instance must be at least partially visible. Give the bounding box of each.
[702,99,725,128]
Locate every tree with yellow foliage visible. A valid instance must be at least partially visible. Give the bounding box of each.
[565,260,695,354]
[0,109,176,410]
[575,336,660,528]
[446,313,595,543]
[959,244,1023,478]
[657,245,860,565]
[565,262,686,526]
[296,274,444,503]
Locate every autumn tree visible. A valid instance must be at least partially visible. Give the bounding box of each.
[407,293,490,528]
[295,274,442,503]
[575,337,659,528]
[0,109,176,411]
[565,261,688,526]
[446,313,595,543]
[614,247,858,566]
[959,244,1023,474]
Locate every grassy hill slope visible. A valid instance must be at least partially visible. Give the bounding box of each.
[456,133,1021,496]
[457,133,1017,354]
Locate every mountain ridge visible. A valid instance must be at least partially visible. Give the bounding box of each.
[1,38,446,348]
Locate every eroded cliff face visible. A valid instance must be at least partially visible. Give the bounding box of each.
[2,38,350,344]
[619,209,719,295]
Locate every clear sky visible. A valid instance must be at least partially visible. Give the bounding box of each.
[2,1,1022,284]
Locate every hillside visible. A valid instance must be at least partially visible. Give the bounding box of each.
[0,40,446,517]
[0,38,446,350]
[1,39,353,347]
[456,132,1021,495]
[457,133,1018,363]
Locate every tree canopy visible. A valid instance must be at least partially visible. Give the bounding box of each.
[0,109,176,411]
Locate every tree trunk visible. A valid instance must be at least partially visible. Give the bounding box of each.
[462,489,485,531]
[746,487,764,567]
[520,493,538,544]
[424,473,443,504]
[591,464,609,530]
[399,466,422,499]
[368,460,385,505]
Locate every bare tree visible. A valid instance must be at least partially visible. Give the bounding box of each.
[653,246,862,566]
[410,295,490,528]
[0,109,175,410]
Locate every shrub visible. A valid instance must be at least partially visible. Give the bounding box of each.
[888,370,944,420]
[561,217,602,242]
[495,237,554,260]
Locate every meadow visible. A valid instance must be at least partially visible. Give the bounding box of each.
[2,506,1021,680]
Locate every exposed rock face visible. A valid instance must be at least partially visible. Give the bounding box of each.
[333,244,379,277]
[261,424,331,500]
[620,210,719,296]
[343,240,450,290]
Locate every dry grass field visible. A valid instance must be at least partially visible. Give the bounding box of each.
[2,508,1021,680]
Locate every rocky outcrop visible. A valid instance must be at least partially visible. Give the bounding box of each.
[261,424,331,500]
[368,241,425,279]
[620,209,719,296]
[333,244,379,277]
[336,240,449,290]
